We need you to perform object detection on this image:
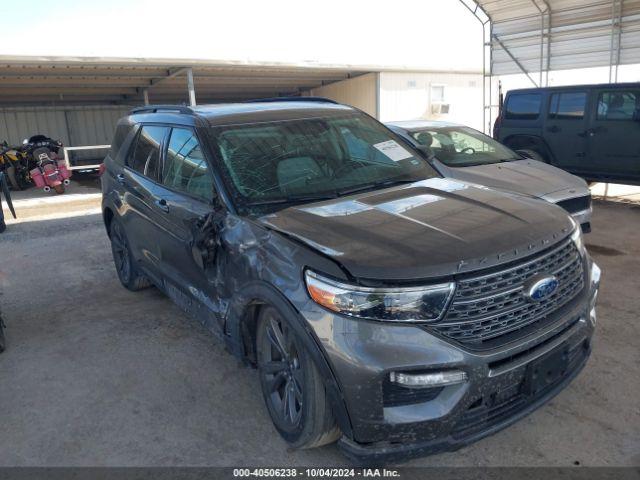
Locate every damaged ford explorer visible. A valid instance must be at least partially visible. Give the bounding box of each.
[101,98,601,462]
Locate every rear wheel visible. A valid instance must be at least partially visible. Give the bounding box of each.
[109,219,151,291]
[257,306,341,449]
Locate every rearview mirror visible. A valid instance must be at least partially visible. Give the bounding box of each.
[414,144,434,159]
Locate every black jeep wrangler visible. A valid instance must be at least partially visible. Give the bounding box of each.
[494,82,640,185]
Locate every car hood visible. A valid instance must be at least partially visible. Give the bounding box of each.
[434,159,589,198]
[259,178,574,281]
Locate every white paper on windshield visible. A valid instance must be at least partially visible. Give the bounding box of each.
[373,140,413,162]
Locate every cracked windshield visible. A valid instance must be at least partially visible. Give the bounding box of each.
[211,112,438,206]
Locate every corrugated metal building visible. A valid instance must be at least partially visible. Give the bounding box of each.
[0,105,129,146]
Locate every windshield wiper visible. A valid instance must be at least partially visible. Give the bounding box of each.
[335,178,417,197]
[246,192,338,207]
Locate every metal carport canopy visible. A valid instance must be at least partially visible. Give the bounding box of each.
[0,55,382,106]
[468,0,640,83]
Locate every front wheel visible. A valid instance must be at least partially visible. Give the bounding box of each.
[257,306,341,449]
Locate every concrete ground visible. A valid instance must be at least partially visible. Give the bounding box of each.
[0,196,638,467]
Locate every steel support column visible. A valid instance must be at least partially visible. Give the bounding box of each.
[459,0,493,133]
[186,68,197,106]
[609,0,624,83]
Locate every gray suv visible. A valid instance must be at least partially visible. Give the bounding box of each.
[101,99,600,462]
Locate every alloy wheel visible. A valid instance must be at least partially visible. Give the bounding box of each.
[111,222,131,284]
[260,312,304,430]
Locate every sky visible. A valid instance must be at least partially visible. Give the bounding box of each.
[0,0,483,71]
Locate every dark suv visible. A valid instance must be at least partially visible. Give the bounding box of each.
[494,83,640,185]
[101,99,600,462]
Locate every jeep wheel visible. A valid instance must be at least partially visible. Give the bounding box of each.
[110,219,151,291]
[257,305,341,449]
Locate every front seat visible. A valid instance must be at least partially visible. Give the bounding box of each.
[277,156,324,195]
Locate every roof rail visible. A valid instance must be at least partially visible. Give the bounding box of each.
[129,105,195,115]
[244,96,339,105]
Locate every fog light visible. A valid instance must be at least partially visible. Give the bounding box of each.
[591,261,601,289]
[390,370,467,388]
[589,261,601,327]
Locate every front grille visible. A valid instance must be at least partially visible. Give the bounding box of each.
[432,238,584,349]
[556,195,591,214]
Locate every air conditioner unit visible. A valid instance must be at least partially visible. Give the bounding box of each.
[431,103,450,115]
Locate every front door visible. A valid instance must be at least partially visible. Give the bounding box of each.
[587,88,640,183]
[150,126,223,333]
[543,90,590,172]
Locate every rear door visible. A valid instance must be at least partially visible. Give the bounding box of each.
[151,126,222,332]
[543,90,590,172]
[121,124,170,277]
[587,88,640,182]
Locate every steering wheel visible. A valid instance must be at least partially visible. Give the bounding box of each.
[460,147,476,154]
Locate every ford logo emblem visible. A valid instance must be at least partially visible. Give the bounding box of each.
[525,275,559,302]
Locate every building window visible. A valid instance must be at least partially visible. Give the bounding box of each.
[431,85,446,103]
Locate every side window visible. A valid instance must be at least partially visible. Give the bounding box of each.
[505,93,542,120]
[109,124,131,161]
[163,128,214,202]
[128,126,167,180]
[597,91,639,121]
[548,92,587,120]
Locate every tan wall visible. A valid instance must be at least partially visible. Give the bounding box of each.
[379,72,484,130]
[310,73,378,117]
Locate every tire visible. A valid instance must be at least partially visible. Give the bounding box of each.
[517,149,548,163]
[5,165,22,190]
[256,305,341,449]
[109,219,151,291]
[53,184,65,194]
[0,219,5,233]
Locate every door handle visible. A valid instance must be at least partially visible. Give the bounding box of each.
[116,173,126,185]
[578,128,597,138]
[155,198,169,213]
[547,125,560,133]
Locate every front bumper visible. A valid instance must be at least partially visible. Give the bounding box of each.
[300,260,600,463]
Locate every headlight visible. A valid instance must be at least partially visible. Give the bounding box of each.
[570,221,585,255]
[304,270,454,322]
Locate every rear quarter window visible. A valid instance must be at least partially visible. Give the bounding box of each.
[505,93,542,120]
[109,124,132,163]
